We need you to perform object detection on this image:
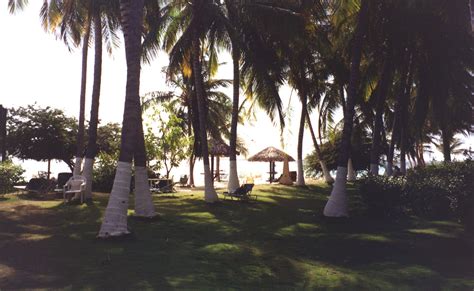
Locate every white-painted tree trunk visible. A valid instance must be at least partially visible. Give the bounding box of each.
[320,161,334,183]
[323,166,348,217]
[203,166,218,203]
[98,161,132,238]
[82,158,94,199]
[227,160,240,192]
[73,157,83,176]
[134,166,156,217]
[347,158,356,181]
[296,159,306,186]
[386,161,393,176]
[370,163,379,175]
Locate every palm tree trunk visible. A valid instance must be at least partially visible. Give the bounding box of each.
[386,52,410,176]
[370,54,393,175]
[324,0,368,217]
[83,4,103,201]
[133,112,156,218]
[399,53,414,175]
[228,43,240,192]
[191,33,218,203]
[73,2,92,176]
[441,128,452,162]
[306,109,333,183]
[98,0,145,238]
[296,92,307,186]
[189,153,195,187]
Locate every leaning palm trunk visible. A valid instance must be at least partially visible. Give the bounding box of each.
[370,54,393,175]
[83,5,103,201]
[191,33,218,203]
[324,0,368,217]
[296,93,307,186]
[73,2,92,176]
[305,110,333,183]
[133,123,156,217]
[228,43,240,192]
[98,0,145,238]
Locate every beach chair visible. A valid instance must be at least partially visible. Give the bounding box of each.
[54,172,73,193]
[178,175,188,187]
[223,183,256,201]
[23,178,56,195]
[63,175,86,204]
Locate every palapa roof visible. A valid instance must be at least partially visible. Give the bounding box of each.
[208,139,239,157]
[247,146,295,162]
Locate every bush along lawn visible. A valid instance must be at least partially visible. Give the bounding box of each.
[358,160,474,232]
[0,183,473,290]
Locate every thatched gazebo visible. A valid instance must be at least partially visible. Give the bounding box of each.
[208,139,239,182]
[248,146,295,183]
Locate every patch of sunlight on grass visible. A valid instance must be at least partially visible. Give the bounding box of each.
[293,259,356,289]
[19,233,51,241]
[181,212,216,219]
[407,228,457,238]
[0,264,15,279]
[275,223,319,237]
[199,243,242,255]
[349,234,392,242]
[33,201,62,209]
[166,274,199,287]
[179,211,239,235]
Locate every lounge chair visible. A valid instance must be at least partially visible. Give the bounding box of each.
[23,178,56,195]
[63,175,86,204]
[178,175,188,187]
[54,172,73,193]
[223,183,256,201]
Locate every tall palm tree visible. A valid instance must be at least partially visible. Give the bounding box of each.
[98,0,154,238]
[82,0,105,200]
[323,0,369,217]
[39,0,93,176]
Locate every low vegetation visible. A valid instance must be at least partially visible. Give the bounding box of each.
[358,160,474,232]
[0,184,472,289]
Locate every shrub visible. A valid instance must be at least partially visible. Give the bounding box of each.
[0,161,25,194]
[405,161,474,228]
[358,160,474,231]
[358,175,406,219]
[93,153,117,193]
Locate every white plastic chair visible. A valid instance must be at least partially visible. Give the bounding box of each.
[63,175,86,204]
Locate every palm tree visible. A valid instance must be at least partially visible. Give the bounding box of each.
[323,0,369,217]
[82,1,105,200]
[98,0,154,238]
[39,0,92,176]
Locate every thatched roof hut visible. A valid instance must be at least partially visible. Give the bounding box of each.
[208,139,239,157]
[248,146,295,162]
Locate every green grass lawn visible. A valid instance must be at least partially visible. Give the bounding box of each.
[0,183,473,290]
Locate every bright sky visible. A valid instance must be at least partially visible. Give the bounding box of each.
[0,2,309,156]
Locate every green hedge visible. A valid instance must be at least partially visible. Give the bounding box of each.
[0,161,25,194]
[358,160,474,232]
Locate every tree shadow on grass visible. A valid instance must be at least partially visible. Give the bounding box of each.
[0,187,473,289]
